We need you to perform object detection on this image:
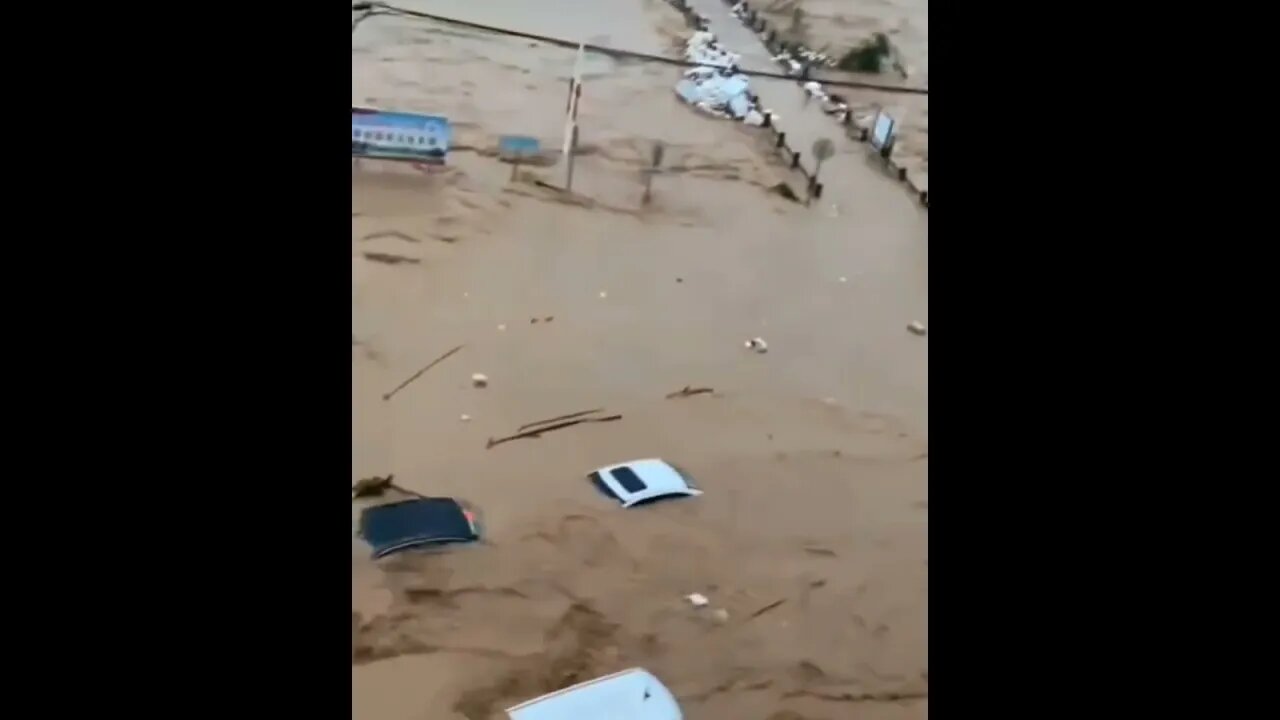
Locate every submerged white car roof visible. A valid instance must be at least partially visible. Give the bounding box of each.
[594,459,702,507]
[506,668,682,720]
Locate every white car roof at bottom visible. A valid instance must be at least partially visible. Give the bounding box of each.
[593,458,702,508]
[505,667,682,720]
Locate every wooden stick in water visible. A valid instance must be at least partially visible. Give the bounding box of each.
[518,407,605,431]
[382,344,464,401]
[487,414,622,449]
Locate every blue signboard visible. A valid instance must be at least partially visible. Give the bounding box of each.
[870,111,896,153]
[498,135,541,161]
[351,107,451,164]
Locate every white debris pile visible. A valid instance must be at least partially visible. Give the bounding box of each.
[800,80,854,120]
[773,52,805,77]
[673,30,767,126]
[685,30,739,67]
[770,47,838,75]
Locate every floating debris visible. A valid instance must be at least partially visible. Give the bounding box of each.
[350,475,438,503]
[362,251,420,265]
[352,475,395,498]
[746,337,769,353]
[487,413,622,449]
[666,385,715,399]
[711,608,731,624]
[686,592,710,608]
[361,230,421,244]
[674,31,766,125]
[746,598,787,621]
[471,373,489,388]
[907,321,927,336]
[460,414,472,422]
[497,324,506,331]
[518,408,606,432]
[382,344,464,401]
[769,182,801,203]
[599,291,608,299]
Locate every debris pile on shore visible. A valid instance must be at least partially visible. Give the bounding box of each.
[673,30,767,126]
[771,47,837,77]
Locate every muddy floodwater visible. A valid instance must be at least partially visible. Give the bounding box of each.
[353,1,927,718]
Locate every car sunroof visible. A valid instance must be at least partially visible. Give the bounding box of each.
[610,466,648,493]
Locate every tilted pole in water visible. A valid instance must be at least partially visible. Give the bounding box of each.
[566,126,580,191]
[562,43,585,191]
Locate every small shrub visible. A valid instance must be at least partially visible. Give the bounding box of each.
[837,32,891,73]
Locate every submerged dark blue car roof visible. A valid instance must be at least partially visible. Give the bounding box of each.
[359,498,477,558]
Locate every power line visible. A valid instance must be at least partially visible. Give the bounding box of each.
[351,2,927,96]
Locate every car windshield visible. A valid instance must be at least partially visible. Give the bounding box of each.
[610,466,648,493]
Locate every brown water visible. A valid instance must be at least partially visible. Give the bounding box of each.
[352,1,927,718]
[755,0,928,188]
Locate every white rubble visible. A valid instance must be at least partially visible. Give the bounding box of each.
[686,592,710,607]
[674,31,766,124]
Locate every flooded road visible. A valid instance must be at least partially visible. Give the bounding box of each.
[353,1,927,718]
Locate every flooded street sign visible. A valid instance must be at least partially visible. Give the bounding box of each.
[870,110,897,157]
[352,107,452,164]
[499,135,542,181]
